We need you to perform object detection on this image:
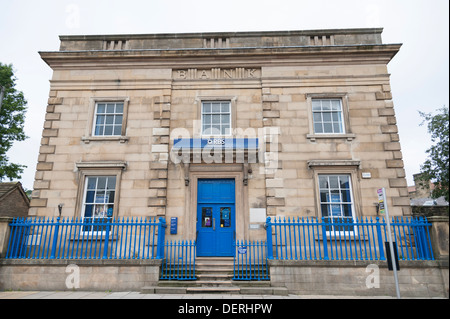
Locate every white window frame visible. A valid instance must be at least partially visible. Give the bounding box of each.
[201,100,232,137]
[82,97,130,144]
[306,94,355,142]
[80,175,117,235]
[92,102,124,137]
[318,174,357,236]
[312,99,346,134]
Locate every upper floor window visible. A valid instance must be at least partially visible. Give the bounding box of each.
[312,99,345,134]
[93,102,124,136]
[201,101,231,136]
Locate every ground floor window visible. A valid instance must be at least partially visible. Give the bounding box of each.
[81,176,116,232]
[318,174,355,232]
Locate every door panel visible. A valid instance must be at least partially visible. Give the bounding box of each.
[197,179,235,256]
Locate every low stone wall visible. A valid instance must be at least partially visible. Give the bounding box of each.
[0,259,161,292]
[412,205,449,217]
[269,259,449,298]
[0,217,12,258]
[412,207,449,259]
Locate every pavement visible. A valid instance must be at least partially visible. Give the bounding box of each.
[0,290,442,299]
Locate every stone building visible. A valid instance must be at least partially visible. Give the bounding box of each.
[32,28,408,256]
[0,182,30,217]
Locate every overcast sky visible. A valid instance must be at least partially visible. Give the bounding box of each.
[0,0,448,190]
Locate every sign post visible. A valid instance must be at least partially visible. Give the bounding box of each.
[377,188,401,299]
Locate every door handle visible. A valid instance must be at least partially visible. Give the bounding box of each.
[213,218,215,231]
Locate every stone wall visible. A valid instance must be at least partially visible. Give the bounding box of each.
[1,258,447,297]
[59,28,383,51]
[269,259,449,298]
[0,259,161,292]
[412,205,449,217]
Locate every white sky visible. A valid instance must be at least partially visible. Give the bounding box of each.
[0,0,449,190]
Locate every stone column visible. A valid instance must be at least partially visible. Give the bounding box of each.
[0,217,13,258]
[412,206,449,260]
[428,215,449,260]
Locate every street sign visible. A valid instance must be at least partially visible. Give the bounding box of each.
[170,217,178,235]
[377,188,401,299]
[238,247,247,254]
[377,188,385,215]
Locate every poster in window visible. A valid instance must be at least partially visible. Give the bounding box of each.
[221,207,231,227]
[202,207,212,227]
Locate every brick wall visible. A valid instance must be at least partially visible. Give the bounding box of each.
[0,188,29,217]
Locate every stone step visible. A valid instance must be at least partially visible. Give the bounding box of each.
[195,257,234,276]
[186,286,241,294]
[195,280,234,287]
[195,258,234,267]
[196,274,233,280]
[196,257,234,261]
[147,257,278,295]
[196,263,234,268]
[195,267,233,273]
[141,285,288,295]
[233,280,271,287]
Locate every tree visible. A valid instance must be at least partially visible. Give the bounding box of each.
[0,63,28,181]
[418,106,449,202]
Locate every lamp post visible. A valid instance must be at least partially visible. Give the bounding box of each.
[58,203,63,217]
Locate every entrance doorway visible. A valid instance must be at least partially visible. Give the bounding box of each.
[196,179,235,256]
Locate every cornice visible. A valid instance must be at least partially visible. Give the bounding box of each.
[39,44,402,70]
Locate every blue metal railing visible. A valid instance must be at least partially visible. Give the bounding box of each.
[233,240,270,281]
[160,240,197,280]
[5,215,434,283]
[265,216,434,261]
[5,217,166,260]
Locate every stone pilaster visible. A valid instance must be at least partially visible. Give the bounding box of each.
[262,88,284,216]
[29,92,62,215]
[377,85,411,215]
[148,95,171,216]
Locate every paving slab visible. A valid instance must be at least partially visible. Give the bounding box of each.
[102,291,134,299]
[0,291,39,299]
[0,290,445,299]
[79,292,112,299]
[21,291,59,299]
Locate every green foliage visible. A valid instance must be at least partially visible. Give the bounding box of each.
[0,63,28,181]
[418,106,449,202]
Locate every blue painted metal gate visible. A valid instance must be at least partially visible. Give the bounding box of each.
[196,179,235,257]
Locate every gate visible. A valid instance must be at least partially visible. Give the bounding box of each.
[233,240,270,281]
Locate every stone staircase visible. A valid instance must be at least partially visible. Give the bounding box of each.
[141,257,288,295]
[186,257,238,294]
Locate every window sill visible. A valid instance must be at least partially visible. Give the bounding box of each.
[82,136,129,144]
[306,133,355,142]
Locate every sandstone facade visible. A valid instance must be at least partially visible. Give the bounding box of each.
[32,28,408,243]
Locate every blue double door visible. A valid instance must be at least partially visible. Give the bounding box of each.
[197,179,235,257]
